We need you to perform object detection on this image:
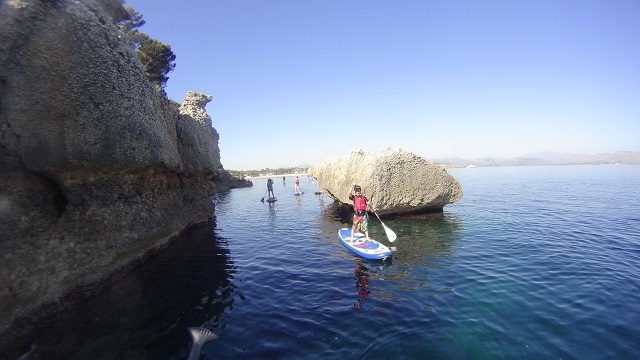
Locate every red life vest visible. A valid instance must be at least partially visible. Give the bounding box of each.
[354,195,367,212]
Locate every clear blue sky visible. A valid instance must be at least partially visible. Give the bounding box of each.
[126,0,639,170]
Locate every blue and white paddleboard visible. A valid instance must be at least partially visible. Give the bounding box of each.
[293,191,304,196]
[337,228,392,260]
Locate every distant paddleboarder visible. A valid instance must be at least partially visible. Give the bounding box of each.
[294,176,302,193]
[314,179,323,194]
[267,178,275,199]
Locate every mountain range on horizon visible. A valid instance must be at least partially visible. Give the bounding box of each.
[260,151,640,172]
[429,151,640,167]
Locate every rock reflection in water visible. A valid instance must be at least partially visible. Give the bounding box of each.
[2,221,238,359]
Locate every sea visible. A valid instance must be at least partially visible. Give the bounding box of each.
[3,165,639,360]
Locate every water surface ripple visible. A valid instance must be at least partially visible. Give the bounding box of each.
[3,166,639,359]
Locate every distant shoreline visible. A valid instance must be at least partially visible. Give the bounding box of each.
[247,173,310,180]
[239,163,636,179]
[243,165,466,180]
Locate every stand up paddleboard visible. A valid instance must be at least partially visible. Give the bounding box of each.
[266,197,277,203]
[337,228,392,260]
[293,191,304,196]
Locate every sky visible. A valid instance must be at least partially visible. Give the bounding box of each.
[126,0,639,170]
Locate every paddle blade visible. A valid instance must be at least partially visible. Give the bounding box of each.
[374,212,397,242]
[381,222,397,242]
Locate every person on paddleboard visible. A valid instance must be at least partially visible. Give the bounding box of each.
[349,184,370,244]
[294,176,302,193]
[267,178,275,199]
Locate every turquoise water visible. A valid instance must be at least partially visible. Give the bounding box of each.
[4,166,639,359]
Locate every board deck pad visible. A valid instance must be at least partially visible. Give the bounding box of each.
[337,228,392,260]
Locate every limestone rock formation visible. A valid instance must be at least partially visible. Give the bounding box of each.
[309,148,463,216]
[177,91,221,173]
[176,91,251,190]
[0,0,247,338]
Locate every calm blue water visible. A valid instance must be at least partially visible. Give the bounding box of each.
[4,166,640,359]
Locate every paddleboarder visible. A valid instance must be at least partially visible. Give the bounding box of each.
[267,178,275,199]
[349,184,370,243]
[294,176,302,193]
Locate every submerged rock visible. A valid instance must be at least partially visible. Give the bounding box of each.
[309,148,463,216]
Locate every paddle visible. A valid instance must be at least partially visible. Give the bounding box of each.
[373,211,397,243]
[367,195,397,242]
[187,327,218,360]
[260,189,267,202]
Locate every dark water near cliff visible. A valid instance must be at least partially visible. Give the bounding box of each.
[4,166,640,359]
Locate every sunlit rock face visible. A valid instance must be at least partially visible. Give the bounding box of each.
[0,0,241,337]
[309,148,463,216]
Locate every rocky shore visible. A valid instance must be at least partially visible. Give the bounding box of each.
[0,0,248,338]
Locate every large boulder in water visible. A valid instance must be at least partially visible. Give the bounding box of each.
[308,148,463,216]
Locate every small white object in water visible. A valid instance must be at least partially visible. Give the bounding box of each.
[187,327,218,360]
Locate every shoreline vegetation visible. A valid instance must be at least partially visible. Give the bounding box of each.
[248,173,310,179]
[237,165,478,180]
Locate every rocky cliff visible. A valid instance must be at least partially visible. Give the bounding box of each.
[0,0,245,336]
[309,148,463,216]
